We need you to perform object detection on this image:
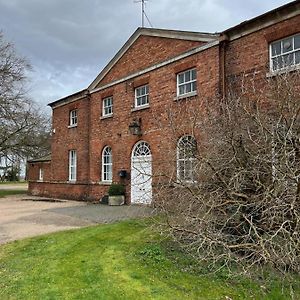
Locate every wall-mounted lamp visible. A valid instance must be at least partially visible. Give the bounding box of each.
[129,118,142,136]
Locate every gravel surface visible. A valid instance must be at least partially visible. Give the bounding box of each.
[0,195,156,244]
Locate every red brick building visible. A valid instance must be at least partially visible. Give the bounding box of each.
[28,1,300,204]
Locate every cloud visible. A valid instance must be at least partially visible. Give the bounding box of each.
[0,0,292,113]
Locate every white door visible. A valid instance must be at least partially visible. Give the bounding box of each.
[131,141,152,204]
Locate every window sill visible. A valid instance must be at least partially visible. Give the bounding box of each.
[68,124,78,129]
[174,91,197,101]
[267,64,300,77]
[100,114,113,120]
[67,180,77,184]
[131,104,150,112]
[99,181,112,185]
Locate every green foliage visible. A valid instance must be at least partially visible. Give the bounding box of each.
[108,183,125,196]
[0,189,27,198]
[6,166,20,181]
[0,220,299,299]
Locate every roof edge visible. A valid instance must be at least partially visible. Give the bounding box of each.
[48,89,88,109]
[28,154,52,163]
[223,0,300,40]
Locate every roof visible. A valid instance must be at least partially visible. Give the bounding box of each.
[28,155,51,163]
[48,89,88,109]
[222,0,300,40]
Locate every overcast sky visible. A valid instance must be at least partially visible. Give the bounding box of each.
[0,0,293,113]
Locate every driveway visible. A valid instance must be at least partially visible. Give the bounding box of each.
[0,195,156,245]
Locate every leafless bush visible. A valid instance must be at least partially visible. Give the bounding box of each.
[155,70,300,274]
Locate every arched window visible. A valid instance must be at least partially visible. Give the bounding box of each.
[132,141,151,158]
[177,135,197,182]
[102,146,112,182]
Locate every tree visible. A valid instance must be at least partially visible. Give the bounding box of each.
[154,70,300,275]
[0,32,50,165]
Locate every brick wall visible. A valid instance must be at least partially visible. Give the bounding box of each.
[98,36,205,86]
[28,13,300,203]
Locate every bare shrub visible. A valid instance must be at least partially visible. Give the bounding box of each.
[154,70,300,274]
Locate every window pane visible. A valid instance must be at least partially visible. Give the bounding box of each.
[192,81,197,92]
[282,37,293,53]
[191,69,196,80]
[294,35,300,50]
[271,41,281,56]
[282,53,294,67]
[178,73,184,84]
[179,86,185,95]
[295,51,300,64]
[185,70,191,82]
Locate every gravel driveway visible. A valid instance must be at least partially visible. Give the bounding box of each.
[0,195,156,245]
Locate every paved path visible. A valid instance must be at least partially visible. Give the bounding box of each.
[0,195,156,245]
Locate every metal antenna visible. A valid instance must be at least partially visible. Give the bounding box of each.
[134,0,153,28]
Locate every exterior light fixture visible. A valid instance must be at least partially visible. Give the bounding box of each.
[129,118,142,136]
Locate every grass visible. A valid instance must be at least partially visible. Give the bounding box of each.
[0,219,299,299]
[0,181,27,184]
[0,189,27,198]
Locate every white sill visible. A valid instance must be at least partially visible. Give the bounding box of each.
[267,64,300,77]
[100,114,113,120]
[68,124,78,129]
[131,104,150,112]
[99,181,112,185]
[67,180,77,184]
[174,91,197,101]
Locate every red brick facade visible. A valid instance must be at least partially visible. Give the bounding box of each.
[28,2,300,203]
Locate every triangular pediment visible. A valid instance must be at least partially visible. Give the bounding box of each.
[88,28,218,90]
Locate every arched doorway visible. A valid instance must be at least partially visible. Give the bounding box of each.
[131,141,152,204]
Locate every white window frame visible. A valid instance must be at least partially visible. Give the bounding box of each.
[69,110,78,127]
[102,146,112,182]
[177,68,197,97]
[177,135,197,183]
[68,150,77,182]
[135,84,149,108]
[270,34,300,72]
[38,168,43,181]
[102,96,113,117]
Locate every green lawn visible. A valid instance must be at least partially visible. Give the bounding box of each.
[0,189,27,198]
[0,220,298,300]
[0,181,27,185]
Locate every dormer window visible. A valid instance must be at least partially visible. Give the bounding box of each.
[270,34,300,72]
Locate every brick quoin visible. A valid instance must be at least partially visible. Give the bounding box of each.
[28,2,300,203]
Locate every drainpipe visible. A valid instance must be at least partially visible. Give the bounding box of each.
[219,33,229,102]
[85,90,91,199]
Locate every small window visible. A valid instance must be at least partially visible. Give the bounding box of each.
[177,68,197,96]
[102,96,113,117]
[69,150,77,181]
[270,34,300,72]
[177,135,197,182]
[135,85,149,108]
[102,146,112,182]
[39,168,43,181]
[69,110,78,126]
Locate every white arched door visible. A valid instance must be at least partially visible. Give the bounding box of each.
[131,141,152,204]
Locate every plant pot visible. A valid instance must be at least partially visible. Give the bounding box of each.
[108,195,125,206]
